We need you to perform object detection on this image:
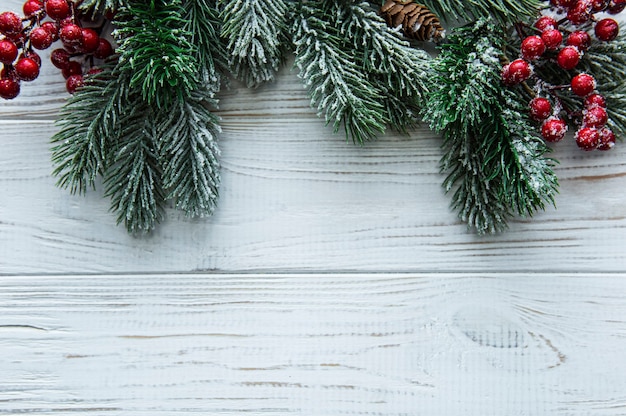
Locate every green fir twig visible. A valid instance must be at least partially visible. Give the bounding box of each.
[51,62,128,194]
[423,20,558,234]
[219,0,291,87]
[114,0,199,108]
[103,99,166,234]
[420,0,543,26]
[158,90,221,218]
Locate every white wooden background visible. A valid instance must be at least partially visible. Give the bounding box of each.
[2,1,626,413]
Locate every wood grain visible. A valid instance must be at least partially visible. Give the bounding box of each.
[1,273,625,415]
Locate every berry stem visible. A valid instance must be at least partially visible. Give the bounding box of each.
[557,17,569,26]
[514,22,528,39]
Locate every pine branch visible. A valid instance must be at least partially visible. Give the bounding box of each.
[419,0,543,26]
[158,90,221,217]
[219,0,290,87]
[52,1,226,234]
[104,98,166,234]
[184,0,229,93]
[51,62,129,194]
[292,2,388,144]
[500,92,558,217]
[341,1,432,133]
[114,0,199,108]
[423,20,558,234]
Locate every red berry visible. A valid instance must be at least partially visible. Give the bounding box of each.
[541,29,563,50]
[81,28,100,53]
[597,127,616,150]
[45,0,70,20]
[93,38,113,59]
[0,11,23,37]
[66,74,84,94]
[557,46,581,70]
[535,16,558,31]
[608,0,626,13]
[23,0,44,16]
[503,59,532,85]
[21,50,41,67]
[566,31,592,51]
[58,16,74,28]
[530,97,552,120]
[0,39,19,64]
[568,0,593,24]
[87,66,103,75]
[61,60,82,79]
[521,36,546,60]
[50,48,70,69]
[541,117,568,142]
[591,0,611,11]
[551,0,576,6]
[60,23,83,47]
[0,77,20,99]
[595,18,620,42]
[571,73,596,96]
[41,21,59,41]
[14,57,40,81]
[584,93,606,108]
[583,106,609,127]
[575,127,601,150]
[30,26,54,50]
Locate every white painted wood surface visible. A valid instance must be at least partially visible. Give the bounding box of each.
[1,273,626,415]
[2,0,626,413]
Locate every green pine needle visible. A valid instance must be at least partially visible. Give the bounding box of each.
[51,63,129,195]
[420,0,543,26]
[424,20,558,234]
[185,0,229,93]
[158,91,221,217]
[104,99,166,234]
[341,2,432,133]
[114,0,199,108]
[293,6,386,144]
[219,0,291,87]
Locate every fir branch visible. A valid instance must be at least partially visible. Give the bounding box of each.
[104,98,166,234]
[424,20,558,234]
[341,1,432,132]
[51,62,129,194]
[158,91,221,217]
[219,0,290,87]
[184,0,229,93]
[114,0,199,108]
[499,92,558,216]
[420,0,543,26]
[292,2,388,144]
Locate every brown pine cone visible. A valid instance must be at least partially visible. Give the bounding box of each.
[380,0,445,42]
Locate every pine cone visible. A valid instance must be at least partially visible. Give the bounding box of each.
[380,0,445,42]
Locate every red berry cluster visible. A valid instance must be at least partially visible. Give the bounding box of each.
[501,0,623,151]
[0,0,114,100]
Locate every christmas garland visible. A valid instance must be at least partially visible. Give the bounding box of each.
[1,0,624,234]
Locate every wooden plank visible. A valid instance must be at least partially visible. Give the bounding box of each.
[1,273,625,415]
